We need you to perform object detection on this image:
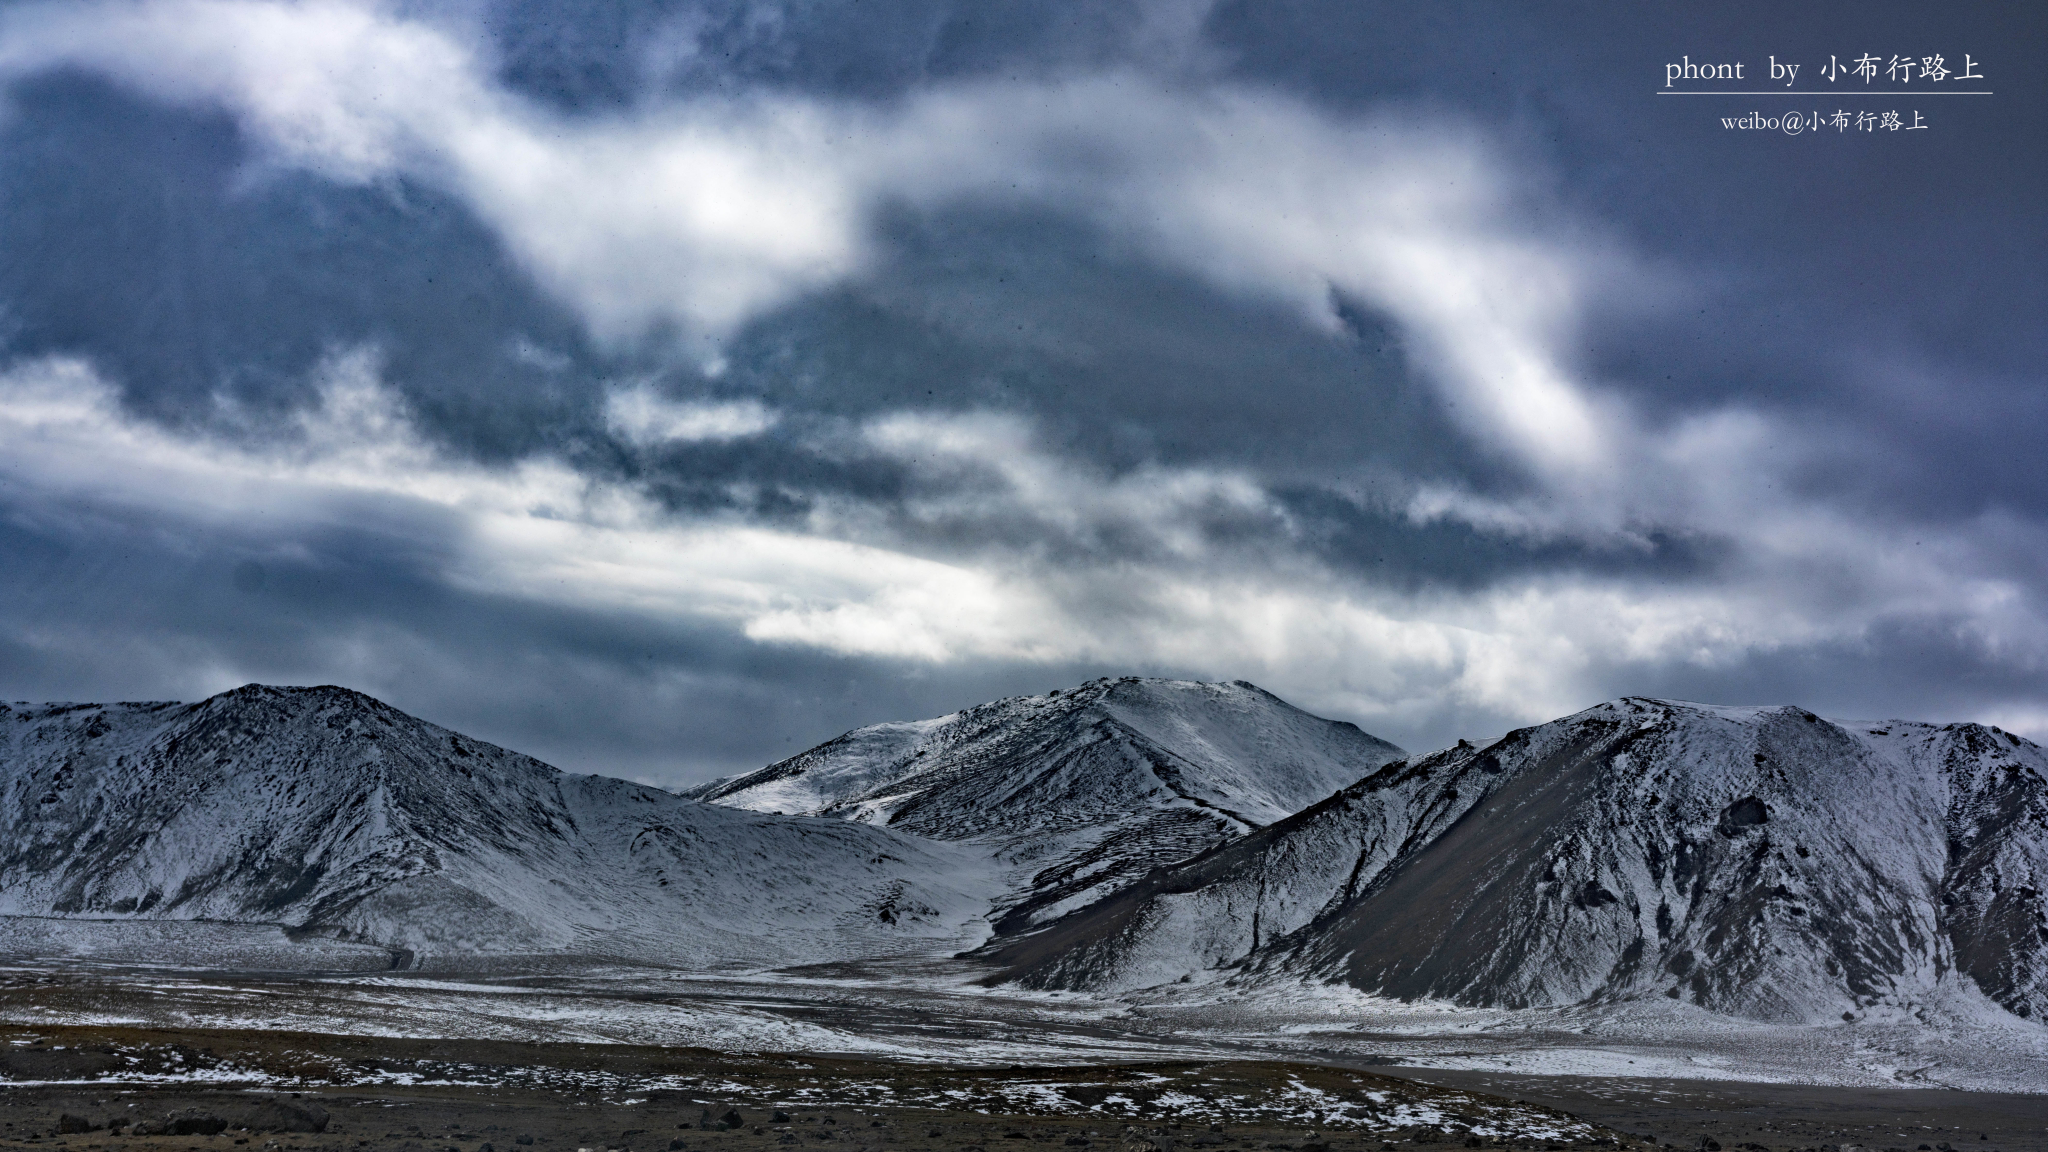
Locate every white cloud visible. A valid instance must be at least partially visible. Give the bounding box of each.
[605,385,777,446]
[0,0,864,341]
[856,409,1282,559]
[0,355,1063,664]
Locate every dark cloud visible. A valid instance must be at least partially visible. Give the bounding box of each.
[487,0,1204,110]
[709,207,1494,485]
[1621,619,2048,732]
[1272,486,1732,592]
[1209,0,2048,518]
[0,72,604,461]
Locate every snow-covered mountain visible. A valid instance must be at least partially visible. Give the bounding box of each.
[982,698,2048,1025]
[685,678,1405,930]
[0,685,994,969]
[15,681,2042,1030]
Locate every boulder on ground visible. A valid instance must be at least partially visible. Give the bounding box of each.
[164,1110,228,1136]
[238,1098,330,1133]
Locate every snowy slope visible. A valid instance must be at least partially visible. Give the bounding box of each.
[984,698,2048,1025]
[685,678,1405,930]
[0,685,995,969]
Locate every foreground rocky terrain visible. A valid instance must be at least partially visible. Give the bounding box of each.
[0,1020,1607,1144]
[0,1021,2039,1152]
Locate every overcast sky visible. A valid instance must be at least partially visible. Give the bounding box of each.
[0,0,2040,786]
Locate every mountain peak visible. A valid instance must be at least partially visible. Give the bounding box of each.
[0,683,995,970]
[688,677,1403,930]
[983,694,2048,1024]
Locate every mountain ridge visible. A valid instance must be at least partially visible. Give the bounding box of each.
[979,697,2048,1025]
[0,683,995,969]
[684,677,1407,930]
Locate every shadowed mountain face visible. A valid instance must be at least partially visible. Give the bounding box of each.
[684,677,1405,930]
[982,698,2048,1024]
[0,685,993,969]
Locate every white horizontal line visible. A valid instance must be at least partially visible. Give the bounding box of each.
[1657,91,1991,95]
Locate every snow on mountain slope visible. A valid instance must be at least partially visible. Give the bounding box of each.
[974,738,1488,992]
[1893,719,2048,1019]
[0,685,995,969]
[685,678,1405,929]
[983,698,2048,1025]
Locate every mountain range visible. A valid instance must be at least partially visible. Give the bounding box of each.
[2,679,2043,1029]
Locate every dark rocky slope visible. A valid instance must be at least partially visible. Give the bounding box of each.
[983,698,2048,1023]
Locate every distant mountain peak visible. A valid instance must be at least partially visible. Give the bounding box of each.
[688,677,1404,931]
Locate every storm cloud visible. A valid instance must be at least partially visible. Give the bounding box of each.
[0,0,2041,783]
